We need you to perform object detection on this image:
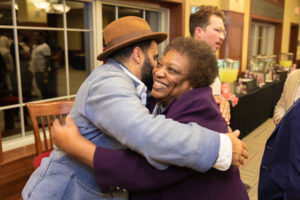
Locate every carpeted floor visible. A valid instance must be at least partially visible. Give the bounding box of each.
[239,118,275,200]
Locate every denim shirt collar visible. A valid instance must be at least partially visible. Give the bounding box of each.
[109,59,148,106]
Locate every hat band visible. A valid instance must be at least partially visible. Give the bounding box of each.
[106,30,152,48]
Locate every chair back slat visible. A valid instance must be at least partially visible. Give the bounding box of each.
[47,116,53,149]
[26,100,74,155]
[59,114,63,124]
[41,116,49,152]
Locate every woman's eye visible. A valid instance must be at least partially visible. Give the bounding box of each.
[168,67,179,74]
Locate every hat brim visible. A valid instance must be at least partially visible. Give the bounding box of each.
[97,32,168,61]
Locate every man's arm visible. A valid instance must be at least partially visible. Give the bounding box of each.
[210,76,231,124]
[94,147,192,193]
[214,95,231,124]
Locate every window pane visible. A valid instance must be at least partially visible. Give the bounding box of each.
[25,30,67,100]
[0,108,22,139]
[118,7,143,18]
[66,1,90,29]
[0,1,13,25]
[0,29,19,105]
[250,22,275,57]
[11,31,33,102]
[68,31,88,95]
[102,4,115,29]
[146,11,160,32]
[16,0,64,27]
[48,31,67,98]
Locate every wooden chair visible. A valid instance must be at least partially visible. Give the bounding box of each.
[26,100,74,167]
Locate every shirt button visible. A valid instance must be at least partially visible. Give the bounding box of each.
[266,146,272,150]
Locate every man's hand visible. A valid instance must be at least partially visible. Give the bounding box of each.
[226,130,248,168]
[214,95,231,124]
[51,115,96,167]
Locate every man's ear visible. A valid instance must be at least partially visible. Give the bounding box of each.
[194,26,204,39]
[132,46,144,64]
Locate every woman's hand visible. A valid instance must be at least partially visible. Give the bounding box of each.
[51,116,80,152]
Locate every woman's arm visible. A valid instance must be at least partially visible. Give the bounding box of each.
[94,147,192,193]
[52,116,192,193]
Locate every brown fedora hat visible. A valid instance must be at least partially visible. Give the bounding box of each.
[97,16,168,61]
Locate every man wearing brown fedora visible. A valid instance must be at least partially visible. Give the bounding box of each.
[23,16,247,199]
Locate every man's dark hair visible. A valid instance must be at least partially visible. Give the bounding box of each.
[164,37,218,88]
[109,40,152,63]
[189,5,225,37]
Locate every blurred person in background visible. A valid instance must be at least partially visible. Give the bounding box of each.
[10,33,32,101]
[259,97,300,199]
[273,69,300,124]
[31,31,51,99]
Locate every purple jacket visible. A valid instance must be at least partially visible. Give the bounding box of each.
[94,87,249,200]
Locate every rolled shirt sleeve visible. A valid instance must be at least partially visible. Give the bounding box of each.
[213,134,232,171]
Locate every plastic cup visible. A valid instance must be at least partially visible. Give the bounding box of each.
[219,60,239,83]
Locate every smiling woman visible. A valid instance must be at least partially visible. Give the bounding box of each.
[151,37,218,107]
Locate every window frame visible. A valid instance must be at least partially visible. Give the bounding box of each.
[1,0,94,150]
[2,0,169,151]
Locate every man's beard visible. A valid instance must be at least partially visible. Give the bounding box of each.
[141,55,154,90]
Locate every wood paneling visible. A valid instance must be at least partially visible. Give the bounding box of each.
[158,0,185,41]
[219,11,244,65]
[274,23,283,59]
[0,129,2,163]
[0,144,35,199]
[296,60,300,68]
[252,0,284,20]
[121,0,185,41]
[264,0,284,7]
[251,14,283,23]
[250,14,283,63]
[289,24,299,63]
